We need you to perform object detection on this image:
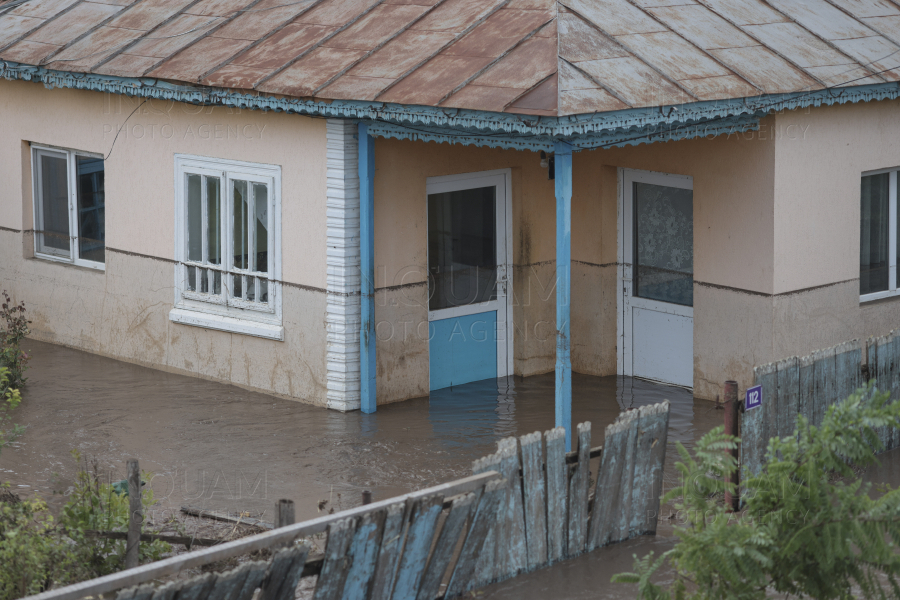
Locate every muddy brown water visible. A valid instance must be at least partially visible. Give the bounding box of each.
[2,339,726,596]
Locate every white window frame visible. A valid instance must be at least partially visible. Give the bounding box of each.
[30,143,106,271]
[169,154,283,340]
[860,167,898,303]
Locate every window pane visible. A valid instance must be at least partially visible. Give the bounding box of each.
[207,177,221,266]
[861,173,890,295]
[76,156,105,263]
[233,180,249,270]
[37,153,71,257]
[260,278,268,303]
[187,266,196,292]
[253,183,268,274]
[187,174,202,262]
[634,182,694,307]
[427,186,497,311]
[232,274,243,299]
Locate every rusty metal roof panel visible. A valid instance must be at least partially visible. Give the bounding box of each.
[45,24,142,70]
[646,4,757,49]
[707,45,821,93]
[696,0,788,26]
[7,0,900,117]
[0,15,41,46]
[148,35,252,81]
[258,45,369,95]
[767,0,874,40]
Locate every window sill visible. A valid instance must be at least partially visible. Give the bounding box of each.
[861,290,900,305]
[169,307,284,341]
[30,254,106,272]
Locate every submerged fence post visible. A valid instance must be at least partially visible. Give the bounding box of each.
[723,381,740,511]
[276,499,296,528]
[125,459,142,570]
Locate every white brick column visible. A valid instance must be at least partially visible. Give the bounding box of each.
[325,119,361,411]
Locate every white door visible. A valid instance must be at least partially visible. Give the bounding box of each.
[619,169,694,388]
[426,170,513,391]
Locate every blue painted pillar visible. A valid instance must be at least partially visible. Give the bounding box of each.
[554,141,573,450]
[359,122,376,413]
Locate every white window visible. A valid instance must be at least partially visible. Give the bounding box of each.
[860,169,899,302]
[169,155,283,340]
[31,144,106,269]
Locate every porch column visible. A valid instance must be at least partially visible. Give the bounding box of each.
[554,141,573,450]
[359,122,377,413]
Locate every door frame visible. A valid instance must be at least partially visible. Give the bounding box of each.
[617,167,694,380]
[425,168,514,380]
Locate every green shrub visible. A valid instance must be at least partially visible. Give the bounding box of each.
[0,291,30,389]
[614,382,900,600]
[0,367,23,458]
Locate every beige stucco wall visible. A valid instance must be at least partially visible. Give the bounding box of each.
[0,78,330,404]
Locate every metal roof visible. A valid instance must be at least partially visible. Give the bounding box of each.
[2,0,900,117]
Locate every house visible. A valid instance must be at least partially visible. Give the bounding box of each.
[2,0,899,441]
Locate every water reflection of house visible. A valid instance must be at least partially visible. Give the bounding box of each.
[1,0,899,438]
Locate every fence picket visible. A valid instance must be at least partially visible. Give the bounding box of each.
[416,491,478,600]
[566,423,591,557]
[798,354,815,438]
[370,503,407,600]
[342,510,386,600]
[391,494,444,600]
[209,562,267,600]
[496,437,527,580]
[587,412,630,549]
[174,573,216,600]
[115,584,155,600]
[444,479,506,599]
[776,357,799,440]
[519,432,548,571]
[471,448,503,587]
[545,427,568,562]
[630,402,670,536]
[262,546,309,600]
[892,332,900,449]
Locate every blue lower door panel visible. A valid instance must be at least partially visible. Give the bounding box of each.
[429,311,498,391]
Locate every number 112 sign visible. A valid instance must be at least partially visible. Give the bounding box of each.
[746,385,762,411]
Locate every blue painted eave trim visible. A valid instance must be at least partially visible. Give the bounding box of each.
[3,60,899,142]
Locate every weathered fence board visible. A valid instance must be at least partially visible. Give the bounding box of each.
[630,402,670,536]
[263,546,309,600]
[444,479,507,598]
[370,502,407,600]
[545,427,568,563]
[744,333,900,475]
[31,403,673,600]
[567,423,591,557]
[342,510,386,600]
[416,491,478,600]
[519,432,548,571]
[391,494,444,600]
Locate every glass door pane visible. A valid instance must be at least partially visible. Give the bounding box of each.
[37,152,71,258]
[861,173,890,295]
[428,186,497,311]
[633,182,694,307]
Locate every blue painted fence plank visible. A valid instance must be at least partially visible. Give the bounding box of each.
[519,432,548,570]
[416,491,479,600]
[631,402,670,536]
[342,509,387,600]
[391,495,444,600]
[545,427,568,562]
[444,479,506,599]
[567,422,590,557]
[312,519,356,600]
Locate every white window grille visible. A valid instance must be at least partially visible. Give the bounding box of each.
[170,155,283,340]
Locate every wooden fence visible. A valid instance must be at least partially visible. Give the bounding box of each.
[743,329,900,475]
[24,401,670,600]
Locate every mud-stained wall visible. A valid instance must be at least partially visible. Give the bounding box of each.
[0,79,330,405]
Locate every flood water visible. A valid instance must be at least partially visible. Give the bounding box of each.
[1,340,724,597]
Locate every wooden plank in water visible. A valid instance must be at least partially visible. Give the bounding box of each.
[519,431,548,571]
[566,423,591,557]
[391,494,444,600]
[444,479,507,599]
[342,509,387,600]
[587,413,628,550]
[630,402,670,536]
[370,503,407,600]
[261,545,310,600]
[495,437,527,580]
[471,447,503,587]
[613,410,639,544]
[544,427,568,563]
[416,492,478,600]
[312,518,356,600]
